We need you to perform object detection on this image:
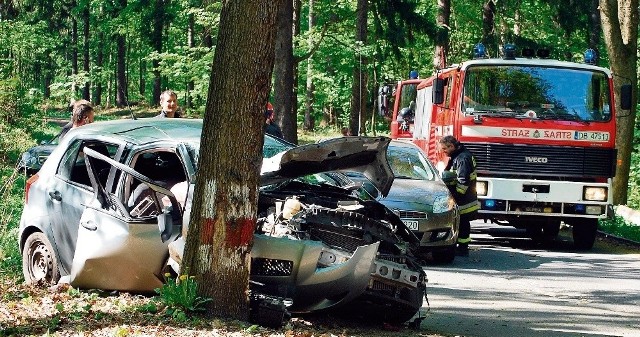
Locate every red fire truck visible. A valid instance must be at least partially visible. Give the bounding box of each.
[380,44,631,249]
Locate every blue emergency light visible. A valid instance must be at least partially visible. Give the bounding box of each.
[409,70,419,79]
[484,199,496,208]
[473,43,487,59]
[503,44,516,60]
[584,49,597,65]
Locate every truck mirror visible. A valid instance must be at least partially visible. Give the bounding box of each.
[433,78,445,105]
[377,85,391,116]
[620,84,632,110]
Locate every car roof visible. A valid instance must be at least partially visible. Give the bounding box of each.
[389,139,420,149]
[67,118,204,145]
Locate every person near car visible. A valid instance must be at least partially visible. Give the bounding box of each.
[156,90,182,118]
[438,135,480,256]
[264,102,283,139]
[60,99,95,139]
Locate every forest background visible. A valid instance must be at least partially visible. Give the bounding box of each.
[1,0,640,279]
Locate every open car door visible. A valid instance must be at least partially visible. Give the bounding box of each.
[63,148,183,292]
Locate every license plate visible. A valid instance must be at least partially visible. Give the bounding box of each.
[402,220,419,230]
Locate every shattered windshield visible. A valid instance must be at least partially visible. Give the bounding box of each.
[462,65,611,122]
[387,145,436,181]
[187,136,348,188]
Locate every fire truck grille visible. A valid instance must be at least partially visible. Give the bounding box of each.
[466,143,615,178]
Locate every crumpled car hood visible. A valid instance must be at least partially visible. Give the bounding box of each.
[384,178,450,205]
[260,136,394,197]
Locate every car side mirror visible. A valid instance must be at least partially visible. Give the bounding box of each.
[157,210,174,242]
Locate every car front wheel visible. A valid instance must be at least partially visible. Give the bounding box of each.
[23,232,60,285]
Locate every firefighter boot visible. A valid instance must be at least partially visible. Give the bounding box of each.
[455,243,469,257]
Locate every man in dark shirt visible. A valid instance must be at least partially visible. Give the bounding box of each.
[264,102,283,139]
[156,90,182,118]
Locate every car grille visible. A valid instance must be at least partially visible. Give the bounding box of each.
[251,258,293,277]
[466,143,616,178]
[395,210,427,219]
[310,227,365,253]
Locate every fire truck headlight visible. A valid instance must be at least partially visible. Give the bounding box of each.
[583,187,607,201]
[476,181,488,196]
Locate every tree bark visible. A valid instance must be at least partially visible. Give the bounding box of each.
[433,0,450,69]
[181,0,283,321]
[304,0,316,132]
[273,0,298,143]
[115,33,128,107]
[82,5,91,101]
[349,0,368,136]
[600,0,639,204]
[151,0,165,106]
[588,0,601,55]
[482,1,496,55]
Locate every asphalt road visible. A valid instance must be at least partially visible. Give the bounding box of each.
[417,220,640,337]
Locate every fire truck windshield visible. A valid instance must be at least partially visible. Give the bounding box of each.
[462,65,611,122]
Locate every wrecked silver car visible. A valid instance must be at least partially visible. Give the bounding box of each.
[19,119,426,324]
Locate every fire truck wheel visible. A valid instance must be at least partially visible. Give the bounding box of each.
[572,219,598,250]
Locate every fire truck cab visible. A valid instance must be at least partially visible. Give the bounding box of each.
[380,44,632,250]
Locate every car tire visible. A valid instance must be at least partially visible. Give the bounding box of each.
[572,219,598,250]
[22,232,60,285]
[431,245,456,264]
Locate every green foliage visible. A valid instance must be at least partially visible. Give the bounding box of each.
[627,123,640,209]
[599,216,640,243]
[155,273,211,321]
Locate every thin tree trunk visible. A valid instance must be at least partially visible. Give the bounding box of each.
[151,0,165,105]
[304,0,315,131]
[182,0,284,321]
[273,0,297,142]
[82,5,90,100]
[94,31,104,105]
[588,0,601,62]
[349,0,368,136]
[482,1,496,56]
[434,0,450,69]
[71,1,79,96]
[116,34,127,107]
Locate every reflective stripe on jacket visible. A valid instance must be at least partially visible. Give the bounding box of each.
[445,144,480,215]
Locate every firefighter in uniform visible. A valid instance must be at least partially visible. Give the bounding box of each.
[438,135,480,256]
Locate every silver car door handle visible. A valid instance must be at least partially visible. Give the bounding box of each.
[81,220,97,231]
[48,190,62,201]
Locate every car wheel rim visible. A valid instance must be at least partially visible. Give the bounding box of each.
[29,241,52,282]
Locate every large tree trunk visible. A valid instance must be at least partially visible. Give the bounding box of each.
[273,0,298,143]
[304,0,315,132]
[600,0,638,204]
[181,0,283,321]
[433,0,450,69]
[348,0,368,136]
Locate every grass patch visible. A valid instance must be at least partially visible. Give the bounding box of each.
[599,216,640,243]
